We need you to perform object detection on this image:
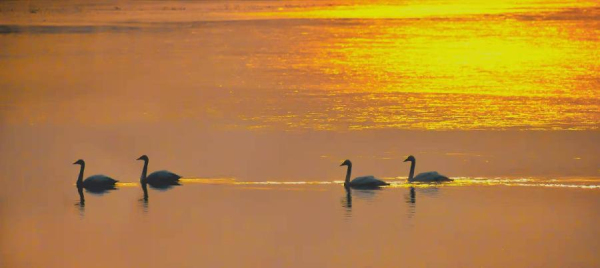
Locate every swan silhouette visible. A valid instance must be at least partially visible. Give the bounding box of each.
[137,155,181,189]
[73,159,118,192]
[340,159,388,188]
[404,155,452,182]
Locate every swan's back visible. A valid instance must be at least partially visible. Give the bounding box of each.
[83,175,118,187]
[146,170,181,184]
[349,176,389,187]
[410,171,452,182]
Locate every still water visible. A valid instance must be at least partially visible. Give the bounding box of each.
[2,179,600,267]
[0,0,599,267]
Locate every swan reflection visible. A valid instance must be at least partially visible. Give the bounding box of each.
[341,185,382,217]
[139,182,149,212]
[76,187,85,217]
[142,182,149,201]
[342,186,352,211]
[139,181,180,214]
[75,184,119,218]
[409,187,416,204]
[404,186,441,218]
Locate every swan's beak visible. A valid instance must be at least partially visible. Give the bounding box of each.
[73,161,77,164]
[136,156,143,160]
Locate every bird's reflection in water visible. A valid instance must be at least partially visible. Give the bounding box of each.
[418,186,441,198]
[341,186,382,218]
[139,182,149,212]
[75,184,118,218]
[405,187,416,218]
[404,185,441,218]
[76,187,85,218]
[341,186,352,217]
[139,180,181,213]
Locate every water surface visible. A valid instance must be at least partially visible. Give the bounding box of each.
[2,180,599,267]
[1,1,599,267]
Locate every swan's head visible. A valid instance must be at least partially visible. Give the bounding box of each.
[340,159,352,166]
[404,155,415,162]
[137,155,149,161]
[73,159,85,165]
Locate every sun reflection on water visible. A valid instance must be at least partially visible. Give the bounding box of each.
[111,177,600,189]
[0,1,597,131]
[240,5,599,131]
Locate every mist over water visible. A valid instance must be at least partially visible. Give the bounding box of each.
[0,1,599,267]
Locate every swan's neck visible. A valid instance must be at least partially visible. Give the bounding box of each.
[140,160,149,183]
[344,164,352,185]
[76,163,85,186]
[408,160,415,181]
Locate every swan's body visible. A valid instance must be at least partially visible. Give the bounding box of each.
[82,175,118,188]
[146,170,181,186]
[411,171,449,182]
[404,155,452,182]
[341,160,388,188]
[348,175,388,187]
[73,159,118,191]
[137,155,181,189]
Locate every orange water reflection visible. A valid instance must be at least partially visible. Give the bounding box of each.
[243,15,598,130]
[0,1,598,131]
[116,177,600,190]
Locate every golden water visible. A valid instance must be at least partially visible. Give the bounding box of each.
[1,1,598,130]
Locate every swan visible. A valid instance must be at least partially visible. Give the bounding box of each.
[340,159,388,188]
[137,155,181,188]
[404,155,452,182]
[73,159,118,191]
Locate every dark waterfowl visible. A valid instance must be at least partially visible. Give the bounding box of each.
[404,155,452,182]
[340,159,388,188]
[73,159,118,192]
[137,155,181,189]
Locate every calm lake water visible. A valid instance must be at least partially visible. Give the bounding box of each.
[1,0,599,267]
[2,180,600,267]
